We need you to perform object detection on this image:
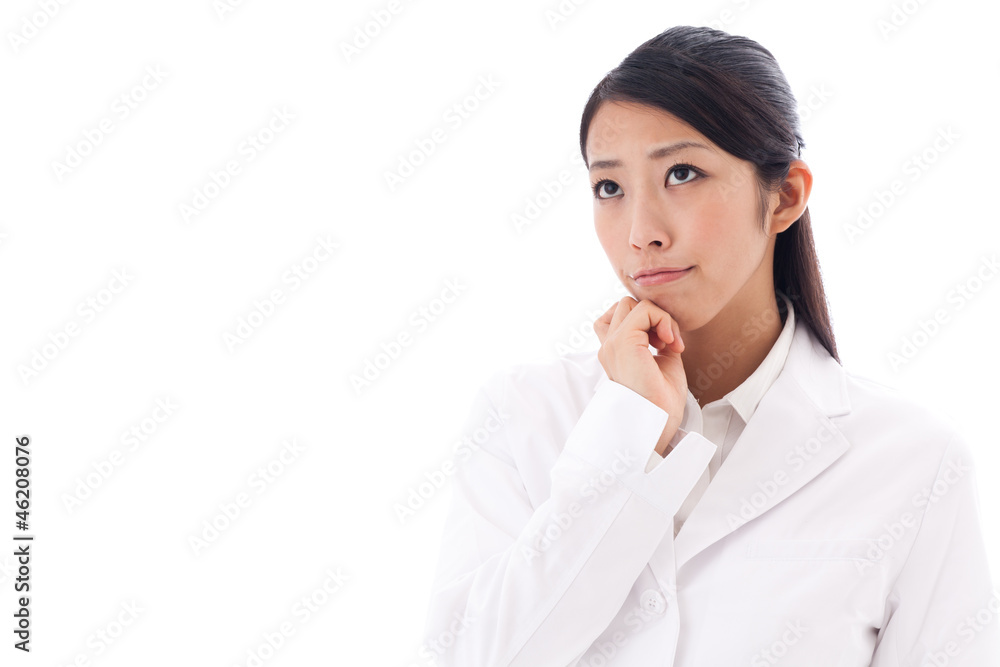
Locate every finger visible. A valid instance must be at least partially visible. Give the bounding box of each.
[654,321,685,357]
[668,317,684,354]
[592,302,618,344]
[593,319,608,345]
[647,320,669,350]
[645,300,676,347]
[608,297,637,336]
[648,329,666,349]
[626,300,675,350]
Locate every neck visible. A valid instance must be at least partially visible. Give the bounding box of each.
[681,291,785,408]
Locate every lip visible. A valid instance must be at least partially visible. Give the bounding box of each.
[631,266,693,286]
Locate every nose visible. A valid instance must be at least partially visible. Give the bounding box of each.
[627,195,673,250]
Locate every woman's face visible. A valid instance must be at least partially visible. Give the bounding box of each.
[586,100,781,333]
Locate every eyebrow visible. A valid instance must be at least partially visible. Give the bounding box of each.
[588,141,712,171]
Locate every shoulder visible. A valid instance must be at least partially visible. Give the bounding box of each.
[841,365,955,435]
[480,347,606,419]
[836,363,973,475]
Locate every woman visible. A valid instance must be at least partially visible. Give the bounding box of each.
[422,26,999,666]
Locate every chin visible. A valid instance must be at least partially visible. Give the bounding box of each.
[646,295,690,329]
[620,282,704,328]
[667,301,717,334]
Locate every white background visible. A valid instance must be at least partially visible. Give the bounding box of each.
[0,0,997,664]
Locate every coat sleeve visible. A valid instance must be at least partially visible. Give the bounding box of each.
[869,431,1000,666]
[420,371,716,667]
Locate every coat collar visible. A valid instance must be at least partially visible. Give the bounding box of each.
[629,317,853,581]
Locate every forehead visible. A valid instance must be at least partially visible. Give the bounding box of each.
[586,100,735,167]
[586,101,713,158]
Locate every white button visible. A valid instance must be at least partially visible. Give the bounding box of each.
[640,589,666,614]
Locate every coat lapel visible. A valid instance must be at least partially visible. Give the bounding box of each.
[658,320,853,579]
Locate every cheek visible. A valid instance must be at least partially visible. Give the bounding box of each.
[682,230,758,327]
[686,201,734,253]
[689,202,764,275]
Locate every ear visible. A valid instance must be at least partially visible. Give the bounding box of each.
[768,159,812,235]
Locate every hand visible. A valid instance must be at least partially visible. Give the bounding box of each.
[593,297,688,456]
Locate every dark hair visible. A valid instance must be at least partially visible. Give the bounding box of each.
[579,25,839,363]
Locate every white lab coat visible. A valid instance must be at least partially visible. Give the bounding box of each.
[423,319,1000,666]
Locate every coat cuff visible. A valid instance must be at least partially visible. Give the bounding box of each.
[561,379,716,516]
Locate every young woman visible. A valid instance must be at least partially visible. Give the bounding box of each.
[422,26,999,666]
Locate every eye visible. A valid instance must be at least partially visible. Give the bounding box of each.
[591,179,622,200]
[666,164,701,185]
